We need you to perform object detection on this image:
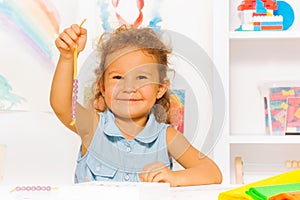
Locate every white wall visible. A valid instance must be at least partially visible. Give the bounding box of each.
[0,0,213,184]
[0,111,81,185]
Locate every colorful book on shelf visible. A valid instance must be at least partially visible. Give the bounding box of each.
[218,168,300,200]
[246,182,300,200]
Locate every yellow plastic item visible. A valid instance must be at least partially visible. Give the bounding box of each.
[218,168,300,200]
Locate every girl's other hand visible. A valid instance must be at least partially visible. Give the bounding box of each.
[139,162,178,187]
[55,24,87,59]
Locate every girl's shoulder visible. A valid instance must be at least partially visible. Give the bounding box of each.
[165,126,188,145]
[166,126,178,141]
[166,126,192,159]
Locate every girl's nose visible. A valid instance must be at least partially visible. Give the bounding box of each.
[123,77,137,92]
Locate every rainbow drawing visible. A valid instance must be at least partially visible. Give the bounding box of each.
[169,89,185,134]
[0,0,60,66]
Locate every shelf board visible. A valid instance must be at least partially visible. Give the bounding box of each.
[229,31,300,39]
[230,135,300,144]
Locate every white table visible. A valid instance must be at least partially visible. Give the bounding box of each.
[0,182,236,200]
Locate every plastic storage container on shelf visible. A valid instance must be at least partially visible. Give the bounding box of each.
[258,81,300,135]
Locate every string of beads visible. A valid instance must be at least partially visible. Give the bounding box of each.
[10,186,58,192]
[70,79,78,126]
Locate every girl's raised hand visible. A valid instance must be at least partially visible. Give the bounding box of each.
[55,24,87,59]
[139,162,178,187]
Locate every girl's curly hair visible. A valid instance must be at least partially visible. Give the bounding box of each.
[92,25,172,123]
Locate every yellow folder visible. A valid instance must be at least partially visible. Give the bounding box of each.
[218,168,300,200]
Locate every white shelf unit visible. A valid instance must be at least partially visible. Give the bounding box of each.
[213,0,300,184]
[230,135,300,144]
[229,31,300,39]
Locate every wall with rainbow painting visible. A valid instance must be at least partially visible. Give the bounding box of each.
[0,0,212,137]
[0,1,214,183]
[0,0,75,111]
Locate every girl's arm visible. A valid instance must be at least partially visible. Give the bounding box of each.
[50,24,97,149]
[166,127,223,186]
[139,127,222,186]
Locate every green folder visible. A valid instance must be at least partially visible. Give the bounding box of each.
[246,182,300,200]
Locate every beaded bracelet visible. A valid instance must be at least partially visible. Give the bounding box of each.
[10,186,58,192]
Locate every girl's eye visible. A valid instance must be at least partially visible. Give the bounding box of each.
[112,75,123,79]
[137,75,147,80]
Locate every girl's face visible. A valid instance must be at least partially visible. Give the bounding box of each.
[100,49,168,121]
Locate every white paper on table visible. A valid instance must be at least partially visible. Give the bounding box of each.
[170,184,237,200]
[75,181,170,200]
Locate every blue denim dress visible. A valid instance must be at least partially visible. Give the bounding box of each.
[75,109,172,183]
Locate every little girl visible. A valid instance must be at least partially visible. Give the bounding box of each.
[50,23,222,186]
